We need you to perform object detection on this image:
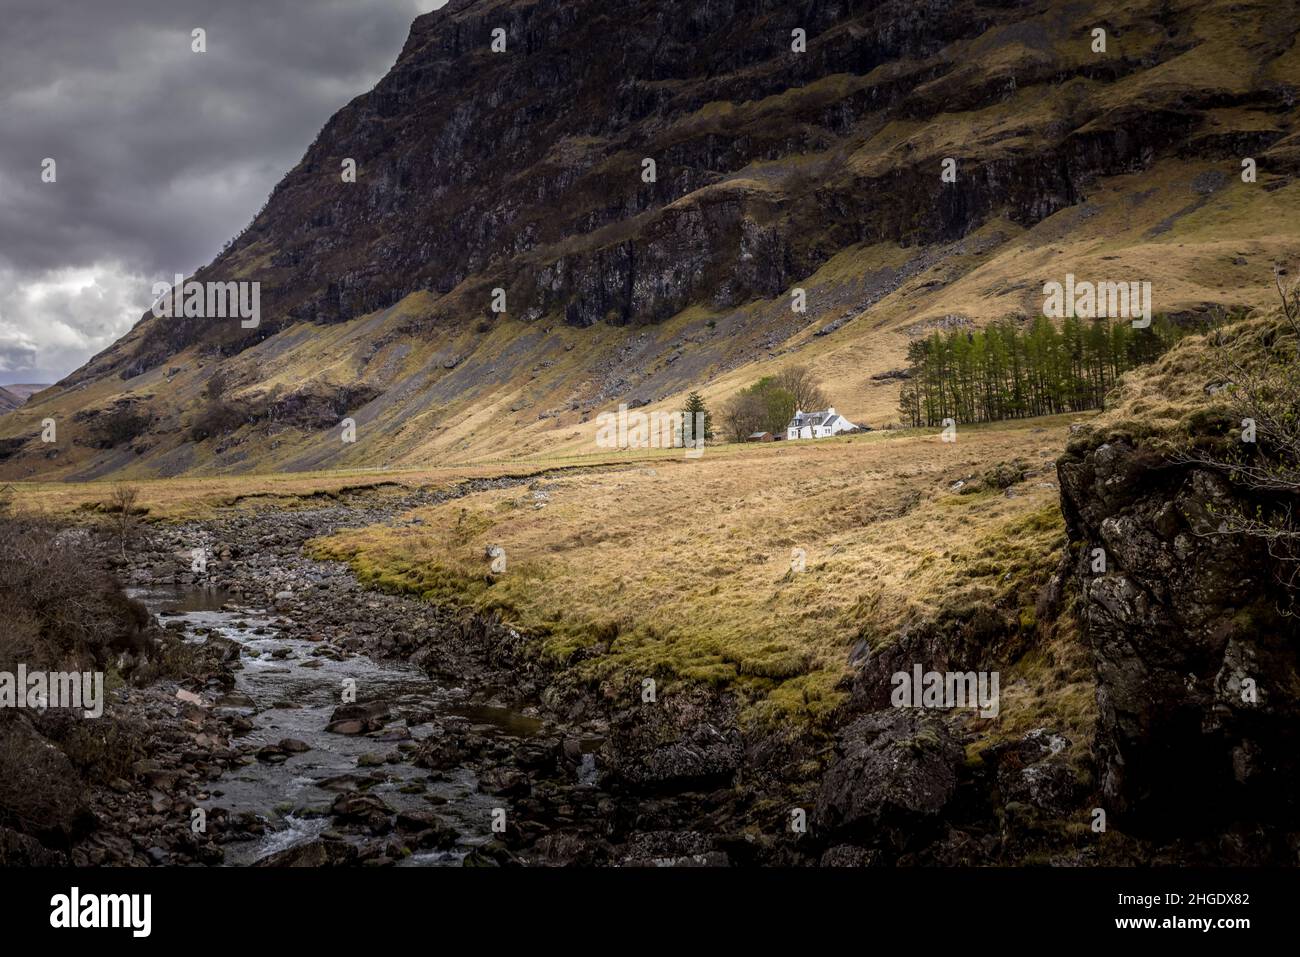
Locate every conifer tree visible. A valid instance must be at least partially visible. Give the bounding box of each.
[681,391,714,441]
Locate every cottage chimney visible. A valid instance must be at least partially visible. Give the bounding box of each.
[827,407,835,416]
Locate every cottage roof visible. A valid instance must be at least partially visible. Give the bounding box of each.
[788,410,841,429]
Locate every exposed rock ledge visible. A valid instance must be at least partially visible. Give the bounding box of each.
[1057,435,1300,837]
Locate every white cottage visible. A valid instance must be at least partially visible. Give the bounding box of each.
[786,407,856,440]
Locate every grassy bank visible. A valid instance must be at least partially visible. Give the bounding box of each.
[311,417,1083,726]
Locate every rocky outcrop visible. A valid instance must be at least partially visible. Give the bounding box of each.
[600,689,743,792]
[1057,435,1300,837]
[0,713,94,849]
[0,825,67,866]
[983,728,1080,818]
[813,709,962,847]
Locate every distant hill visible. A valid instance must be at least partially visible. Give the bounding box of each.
[2,384,50,403]
[2,0,1298,480]
[0,384,50,416]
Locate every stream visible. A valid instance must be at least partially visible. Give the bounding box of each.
[131,582,551,866]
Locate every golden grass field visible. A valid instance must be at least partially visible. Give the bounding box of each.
[5,414,1095,739]
[308,415,1094,734]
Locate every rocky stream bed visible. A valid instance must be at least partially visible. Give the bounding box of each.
[103,479,781,867]
[61,435,1286,869]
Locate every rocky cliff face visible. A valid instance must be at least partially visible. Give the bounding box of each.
[99,0,1297,372]
[78,0,984,379]
[4,0,1298,477]
[1058,432,1300,845]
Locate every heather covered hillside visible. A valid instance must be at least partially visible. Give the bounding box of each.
[2,0,1298,478]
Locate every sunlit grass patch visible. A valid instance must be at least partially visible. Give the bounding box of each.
[312,418,1077,725]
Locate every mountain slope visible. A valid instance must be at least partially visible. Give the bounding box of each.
[0,384,49,403]
[3,0,1299,479]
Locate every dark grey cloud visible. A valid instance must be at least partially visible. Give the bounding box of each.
[0,0,433,383]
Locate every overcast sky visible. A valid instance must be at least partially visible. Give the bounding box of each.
[0,0,434,385]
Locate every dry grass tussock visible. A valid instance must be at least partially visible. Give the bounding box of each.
[312,418,1082,725]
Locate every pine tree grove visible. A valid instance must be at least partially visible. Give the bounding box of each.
[897,316,1185,427]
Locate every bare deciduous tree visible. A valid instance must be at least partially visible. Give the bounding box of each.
[722,390,767,442]
[774,365,827,413]
[108,484,140,561]
[1273,263,1300,346]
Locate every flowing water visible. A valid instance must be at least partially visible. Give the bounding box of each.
[133,584,546,866]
